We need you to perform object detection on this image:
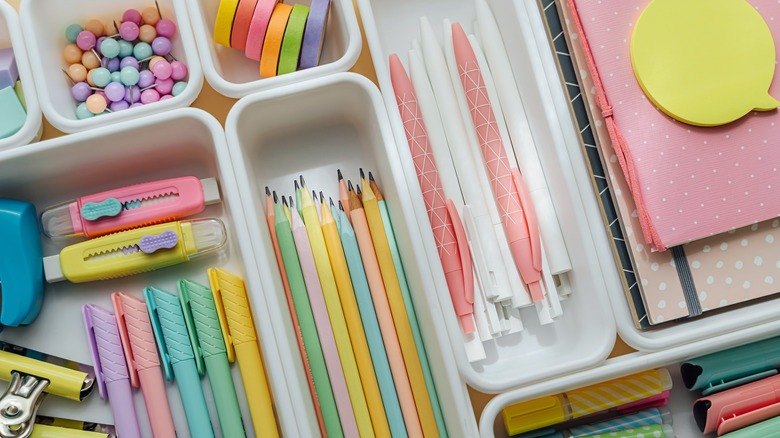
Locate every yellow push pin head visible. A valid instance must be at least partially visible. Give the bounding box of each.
[631,0,780,127]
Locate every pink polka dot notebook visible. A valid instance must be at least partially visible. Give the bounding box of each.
[561,0,780,325]
[567,0,780,252]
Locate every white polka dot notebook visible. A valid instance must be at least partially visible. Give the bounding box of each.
[558,0,780,325]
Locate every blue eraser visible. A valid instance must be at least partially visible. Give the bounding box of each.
[0,86,26,139]
[0,199,44,327]
[0,48,18,90]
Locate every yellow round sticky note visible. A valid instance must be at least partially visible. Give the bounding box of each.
[631,0,780,127]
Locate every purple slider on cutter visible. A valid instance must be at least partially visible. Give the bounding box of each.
[0,47,19,90]
[138,230,179,254]
[83,304,142,438]
[299,0,331,69]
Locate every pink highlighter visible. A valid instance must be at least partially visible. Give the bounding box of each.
[694,373,780,435]
[41,176,221,238]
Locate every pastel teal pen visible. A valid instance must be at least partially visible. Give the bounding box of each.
[145,286,215,438]
[720,415,780,438]
[367,173,448,437]
[529,407,671,438]
[335,204,408,437]
[178,279,246,438]
[681,336,780,395]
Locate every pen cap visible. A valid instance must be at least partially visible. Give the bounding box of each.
[502,394,569,436]
[0,199,44,327]
[144,286,198,379]
[178,279,227,360]
[83,304,130,400]
[182,218,227,258]
[681,336,780,394]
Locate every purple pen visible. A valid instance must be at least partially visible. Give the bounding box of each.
[83,304,142,438]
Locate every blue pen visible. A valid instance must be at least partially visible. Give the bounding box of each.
[145,286,215,438]
[335,204,408,437]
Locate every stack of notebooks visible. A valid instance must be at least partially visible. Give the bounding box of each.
[545,0,780,327]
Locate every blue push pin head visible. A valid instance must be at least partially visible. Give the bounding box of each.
[0,199,44,327]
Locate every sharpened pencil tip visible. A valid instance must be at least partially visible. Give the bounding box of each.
[294,180,300,190]
[289,196,294,207]
[338,201,345,211]
[273,191,278,203]
[300,175,306,186]
[329,197,335,206]
[319,191,325,202]
[359,168,365,180]
[356,184,362,195]
[265,186,271,196]
[368,171,375,182]
[337,169,343,180]
[282,196,288,207]
[348,180,354,191]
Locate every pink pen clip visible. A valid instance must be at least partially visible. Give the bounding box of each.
[112,292,177,438]
[694,373,780,435]
[41,176,221,238]
[83,304,142,438]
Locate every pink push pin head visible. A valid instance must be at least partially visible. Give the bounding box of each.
[140,88,160,104]
[119,21,139,41]
[155,19,177,38]
[170,61,187,81]
[155,78,174,95]
[76,30,96,51]
[122,9,142,26]
[152,60,172,81]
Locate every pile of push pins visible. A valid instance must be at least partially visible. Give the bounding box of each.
[62,3,189,119]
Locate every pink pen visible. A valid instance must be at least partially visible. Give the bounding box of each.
[40,176,221,238]
[451,23,545,302]
[112,292,177,438]
[694,374,780,435]
[83,304,142,438]
[389,53,475,334]
[291,205,359,437]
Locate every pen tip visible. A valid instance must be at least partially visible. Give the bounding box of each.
[338,201,345,211]
[368,171,375,182]
[356,184,362,195]
[337,169,343,180]
[359,168,365,180]
[348,180,354,191]
[273,191,278,203]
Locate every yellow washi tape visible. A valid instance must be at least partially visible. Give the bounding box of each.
[214,0,241,47]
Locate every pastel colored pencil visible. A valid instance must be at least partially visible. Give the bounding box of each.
[265,189,327,437]
[359,178,439,437]
[321,198,391,437]
[336,202,408,437]
[291,202,358,437]
[299,182,374,438]
[349,185,423,436]
[338,170,351,222]
[368,173,448,437]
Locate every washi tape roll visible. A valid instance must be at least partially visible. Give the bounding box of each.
[245,0,279,61]
[214,0,240,47]
[299,0,331,69]
[230,0,259,50]
[259,3,293,77]
[278,4,310,75]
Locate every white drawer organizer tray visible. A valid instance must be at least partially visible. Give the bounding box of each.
[0,109,300,438]
[0,0,42,150]
[226,72,479,437]
[479,326,780,437]
[185,0,362,98]
[20,0,203,133]
[358,0,617,393]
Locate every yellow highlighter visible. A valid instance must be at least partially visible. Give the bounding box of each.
[209,268,280,438]
[502,368,673,435]
[43,219,226,283]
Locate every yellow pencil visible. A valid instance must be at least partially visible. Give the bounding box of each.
[359,174,439,437]
[322,197,392,437]
[299,180,375,438]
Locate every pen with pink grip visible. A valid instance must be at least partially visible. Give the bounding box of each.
[112,292,177,438]
[451,23,544,302]
[388,53,475,334]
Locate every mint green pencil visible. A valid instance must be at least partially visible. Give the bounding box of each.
[275,198,343,438]
[368,173,448,437]
[335,202,408,437]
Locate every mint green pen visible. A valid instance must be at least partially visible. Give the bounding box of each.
[145,286,215,438]
[178,279,246,438]
[368,172,448,437]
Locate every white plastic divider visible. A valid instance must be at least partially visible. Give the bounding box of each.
[0,1,42,150]
[19,0,203,133]
[185,0,362,98]
[358,0,617,393]
[0,109,300,438]
[225,72,479,437]
[479,322,780,437]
